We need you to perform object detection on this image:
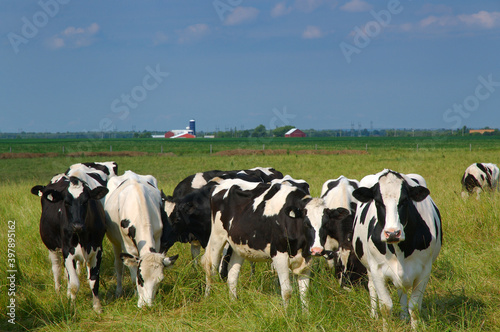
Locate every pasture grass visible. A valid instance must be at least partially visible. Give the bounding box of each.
[1,142,500,331]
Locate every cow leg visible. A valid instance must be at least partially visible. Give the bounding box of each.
[190,240,201,260]
[272,253,292,307]
[86,248,103,314]
[297,268,311,311]
[398,289,409,321]
[112,243,124,297]
[201,226,227,297]
[48,250,62,292]
[367,272,378,319]
[408,277,430,330]
[64,254,80,301]
[226,251,244,300]
[373,276,393,331]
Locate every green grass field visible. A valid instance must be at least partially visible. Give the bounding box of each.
[1,137,499,331]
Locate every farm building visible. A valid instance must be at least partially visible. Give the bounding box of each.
[469,129,495,134]
[165,130,195,138]
[285,128,306,138]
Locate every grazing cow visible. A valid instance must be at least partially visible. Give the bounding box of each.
[104,170,178,307]
[352,169,442,329]
[320,176,366,286]
[161,167,284,257]
[65,162,118,188]
[31,175,109,313]
[202,178,350,308]
[461,163,499,199]
[320,175,366,286]
[171,167,284,199]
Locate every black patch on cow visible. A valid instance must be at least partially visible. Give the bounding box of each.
[326,179,341,192]
[89,249,102,282]
[137,261,145,287]
[72,260,77,270]
[87,172,107,186]
[355,237,364,260]
[388,244,395,254]
[396,203,432,258]
[69,246,76,255]
[367,216,386,255]
[128,226,136,240]
[359,203,371,225]
[432,201,443,244]
[348,180,359,189]
[121,219,131,228]
[462,174,481,192]
[149,247,156,253]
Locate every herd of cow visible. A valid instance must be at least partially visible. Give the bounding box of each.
[29,161,497,328]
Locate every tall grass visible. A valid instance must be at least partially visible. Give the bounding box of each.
[1,145,500,331]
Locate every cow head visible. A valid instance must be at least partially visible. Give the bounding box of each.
[31,176,108,234]
[352,170,429,244]
[121,252,178,307]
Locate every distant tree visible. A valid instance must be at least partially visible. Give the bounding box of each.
[252,124,267,138]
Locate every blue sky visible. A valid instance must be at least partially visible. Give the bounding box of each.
[1,0,500,133]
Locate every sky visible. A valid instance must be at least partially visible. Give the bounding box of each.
[1,0,500,134]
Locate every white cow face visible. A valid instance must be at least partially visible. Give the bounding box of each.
[353,171,429,244]
[121,252,178,307]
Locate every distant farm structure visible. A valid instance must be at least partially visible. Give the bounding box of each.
[285,128,306,138]
[469,129,495,135]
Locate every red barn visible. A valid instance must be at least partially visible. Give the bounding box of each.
[285,128,306,138]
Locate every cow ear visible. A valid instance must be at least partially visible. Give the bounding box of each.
[352,187,374,203]
[409,185,430,202]
[327,207,351,221]
[44,189,63,202]
[120,253,139,267]
[162,254,178,267]
[90,187,109,200]
[31,185,45,196]
[285,206,303,219]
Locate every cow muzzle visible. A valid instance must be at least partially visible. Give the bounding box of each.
[72,223,85,233]
[384,229,402,243]
[310,247,324,256]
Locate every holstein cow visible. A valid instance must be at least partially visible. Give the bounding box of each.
[104,170,178,307]
[320,176,366,286]
[161,167,284,258]
[352,169,442,329]
[461,163,499,199]
[202,178,350,308]
[31,175,109,313]
[171,167,284,199]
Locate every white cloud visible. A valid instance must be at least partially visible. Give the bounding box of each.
[302,25,323,39]
[48,23,100,49]
[458,11,500,29]
[224,7,259,26]
[177,24,210,43]
[271,2,293,17]
[340,0,372,13]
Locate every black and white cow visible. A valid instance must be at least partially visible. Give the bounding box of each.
[461,163,499,199]
[320,176,366,286]
[202,178,350,308]
[352,169,442,329]
[161,167,284,257]
[171,167,284,199]
[104,170,178,307]
[31,175,109,313]
[65,162,118,188]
